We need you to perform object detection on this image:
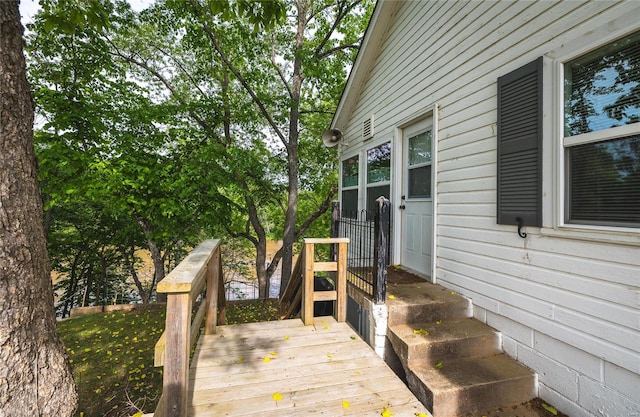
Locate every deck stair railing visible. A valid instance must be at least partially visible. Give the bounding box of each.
[152,239,226,417]
[279,238,349,324]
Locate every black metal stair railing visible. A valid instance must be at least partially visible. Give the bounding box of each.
[331,197,391,303]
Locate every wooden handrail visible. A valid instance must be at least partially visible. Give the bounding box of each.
[280,238,349,325]
[152,239,226,417]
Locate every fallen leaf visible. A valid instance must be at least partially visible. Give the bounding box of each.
[269,351,278,356]
[541,403,558,416]
[284,335,290,340]
[327,354,333,359]
[415,413,428,417]
[272,392,283,402]
[263,357,271,363]
[132,412,143,417]
[388,295,396,300]
[435,320,441,325]
[342,399,350,409]
[381,407,393,417]
[435,361,443,368]
[413,328,429,336]
[237,356,245,363]
[450,291,457,295]
[350,336,356,340]
[324,325,330,330]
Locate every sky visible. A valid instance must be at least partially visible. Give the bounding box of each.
[19,0,154,24]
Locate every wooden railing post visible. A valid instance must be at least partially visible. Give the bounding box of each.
[154,239,224,417]
[163,292,191,417]
[336,241,348,322]
[302,242,315,325]
[204,245,220,334]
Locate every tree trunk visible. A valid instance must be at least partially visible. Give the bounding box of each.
[123,245,150,304]
[137,217,166,302]
[0,3,77,415]
[279,1,307,297]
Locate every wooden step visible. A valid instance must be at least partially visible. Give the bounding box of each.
[386,283,472,326]
[387,318,501,368]
[406,354,536,417]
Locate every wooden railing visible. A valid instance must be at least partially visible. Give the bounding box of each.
[153,239,226,417]
[280,238,349,325]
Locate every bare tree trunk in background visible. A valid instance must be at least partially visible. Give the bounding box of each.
[0,2,78,416]
[137,217,166,302]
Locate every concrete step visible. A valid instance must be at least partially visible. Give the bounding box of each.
[388,318,501,368]
[386,283,472,326]
[406,354,537,417]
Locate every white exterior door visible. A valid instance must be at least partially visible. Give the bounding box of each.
[400,118,433,277]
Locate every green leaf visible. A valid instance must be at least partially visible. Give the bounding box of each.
[541,403,558,416]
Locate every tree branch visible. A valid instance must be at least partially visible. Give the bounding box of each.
[313,0,364,59]
[105,38,224,145]
[316,42,360,60]
[270,34,293,99]
[294,184,337,240]
[188,0,289,147]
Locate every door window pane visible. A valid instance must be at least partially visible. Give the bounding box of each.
[409,131,432,166]
[408,165,431,198]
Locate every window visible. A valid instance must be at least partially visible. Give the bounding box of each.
[407,130,432,199]
[341,155,359,218]
[563,31,640,227]
[366,142,391,215]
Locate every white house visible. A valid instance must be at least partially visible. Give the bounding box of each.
[330,1,640,416]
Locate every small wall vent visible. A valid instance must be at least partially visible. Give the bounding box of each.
[362,115,374,140]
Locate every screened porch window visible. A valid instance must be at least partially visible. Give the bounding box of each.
[564,30,640,227]
[366,142,391,215]
[341,155,359,218]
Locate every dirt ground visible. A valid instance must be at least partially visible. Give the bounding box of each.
[468,398,569,417]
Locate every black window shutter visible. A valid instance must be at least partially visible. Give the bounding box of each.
[497,57,543,228]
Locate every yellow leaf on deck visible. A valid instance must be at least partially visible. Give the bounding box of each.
[415,413,428,417]
[413,328,429,336]
[381,407,394,417]
[388,295,396,300]
[132,412,143,417]
[263,357,271,363]
[324,325,330,330]
[342,400,350,409]
[541,403,558,415]
[272,392,283,402]
[269,351,277,356]
[327,354,333,359]
[450,291,457,295]
[435,361,443,368]
[237,356,245,363]
[284,335,290,340]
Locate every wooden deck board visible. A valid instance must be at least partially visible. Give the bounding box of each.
[187,317,431,417]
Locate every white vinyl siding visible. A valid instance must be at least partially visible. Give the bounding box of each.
[336,1,640,415]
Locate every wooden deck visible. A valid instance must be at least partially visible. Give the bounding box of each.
[186,317,431,417]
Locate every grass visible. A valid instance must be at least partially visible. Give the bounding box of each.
[57,300,279,417]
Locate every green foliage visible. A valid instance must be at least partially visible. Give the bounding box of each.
[26,0,375,305]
